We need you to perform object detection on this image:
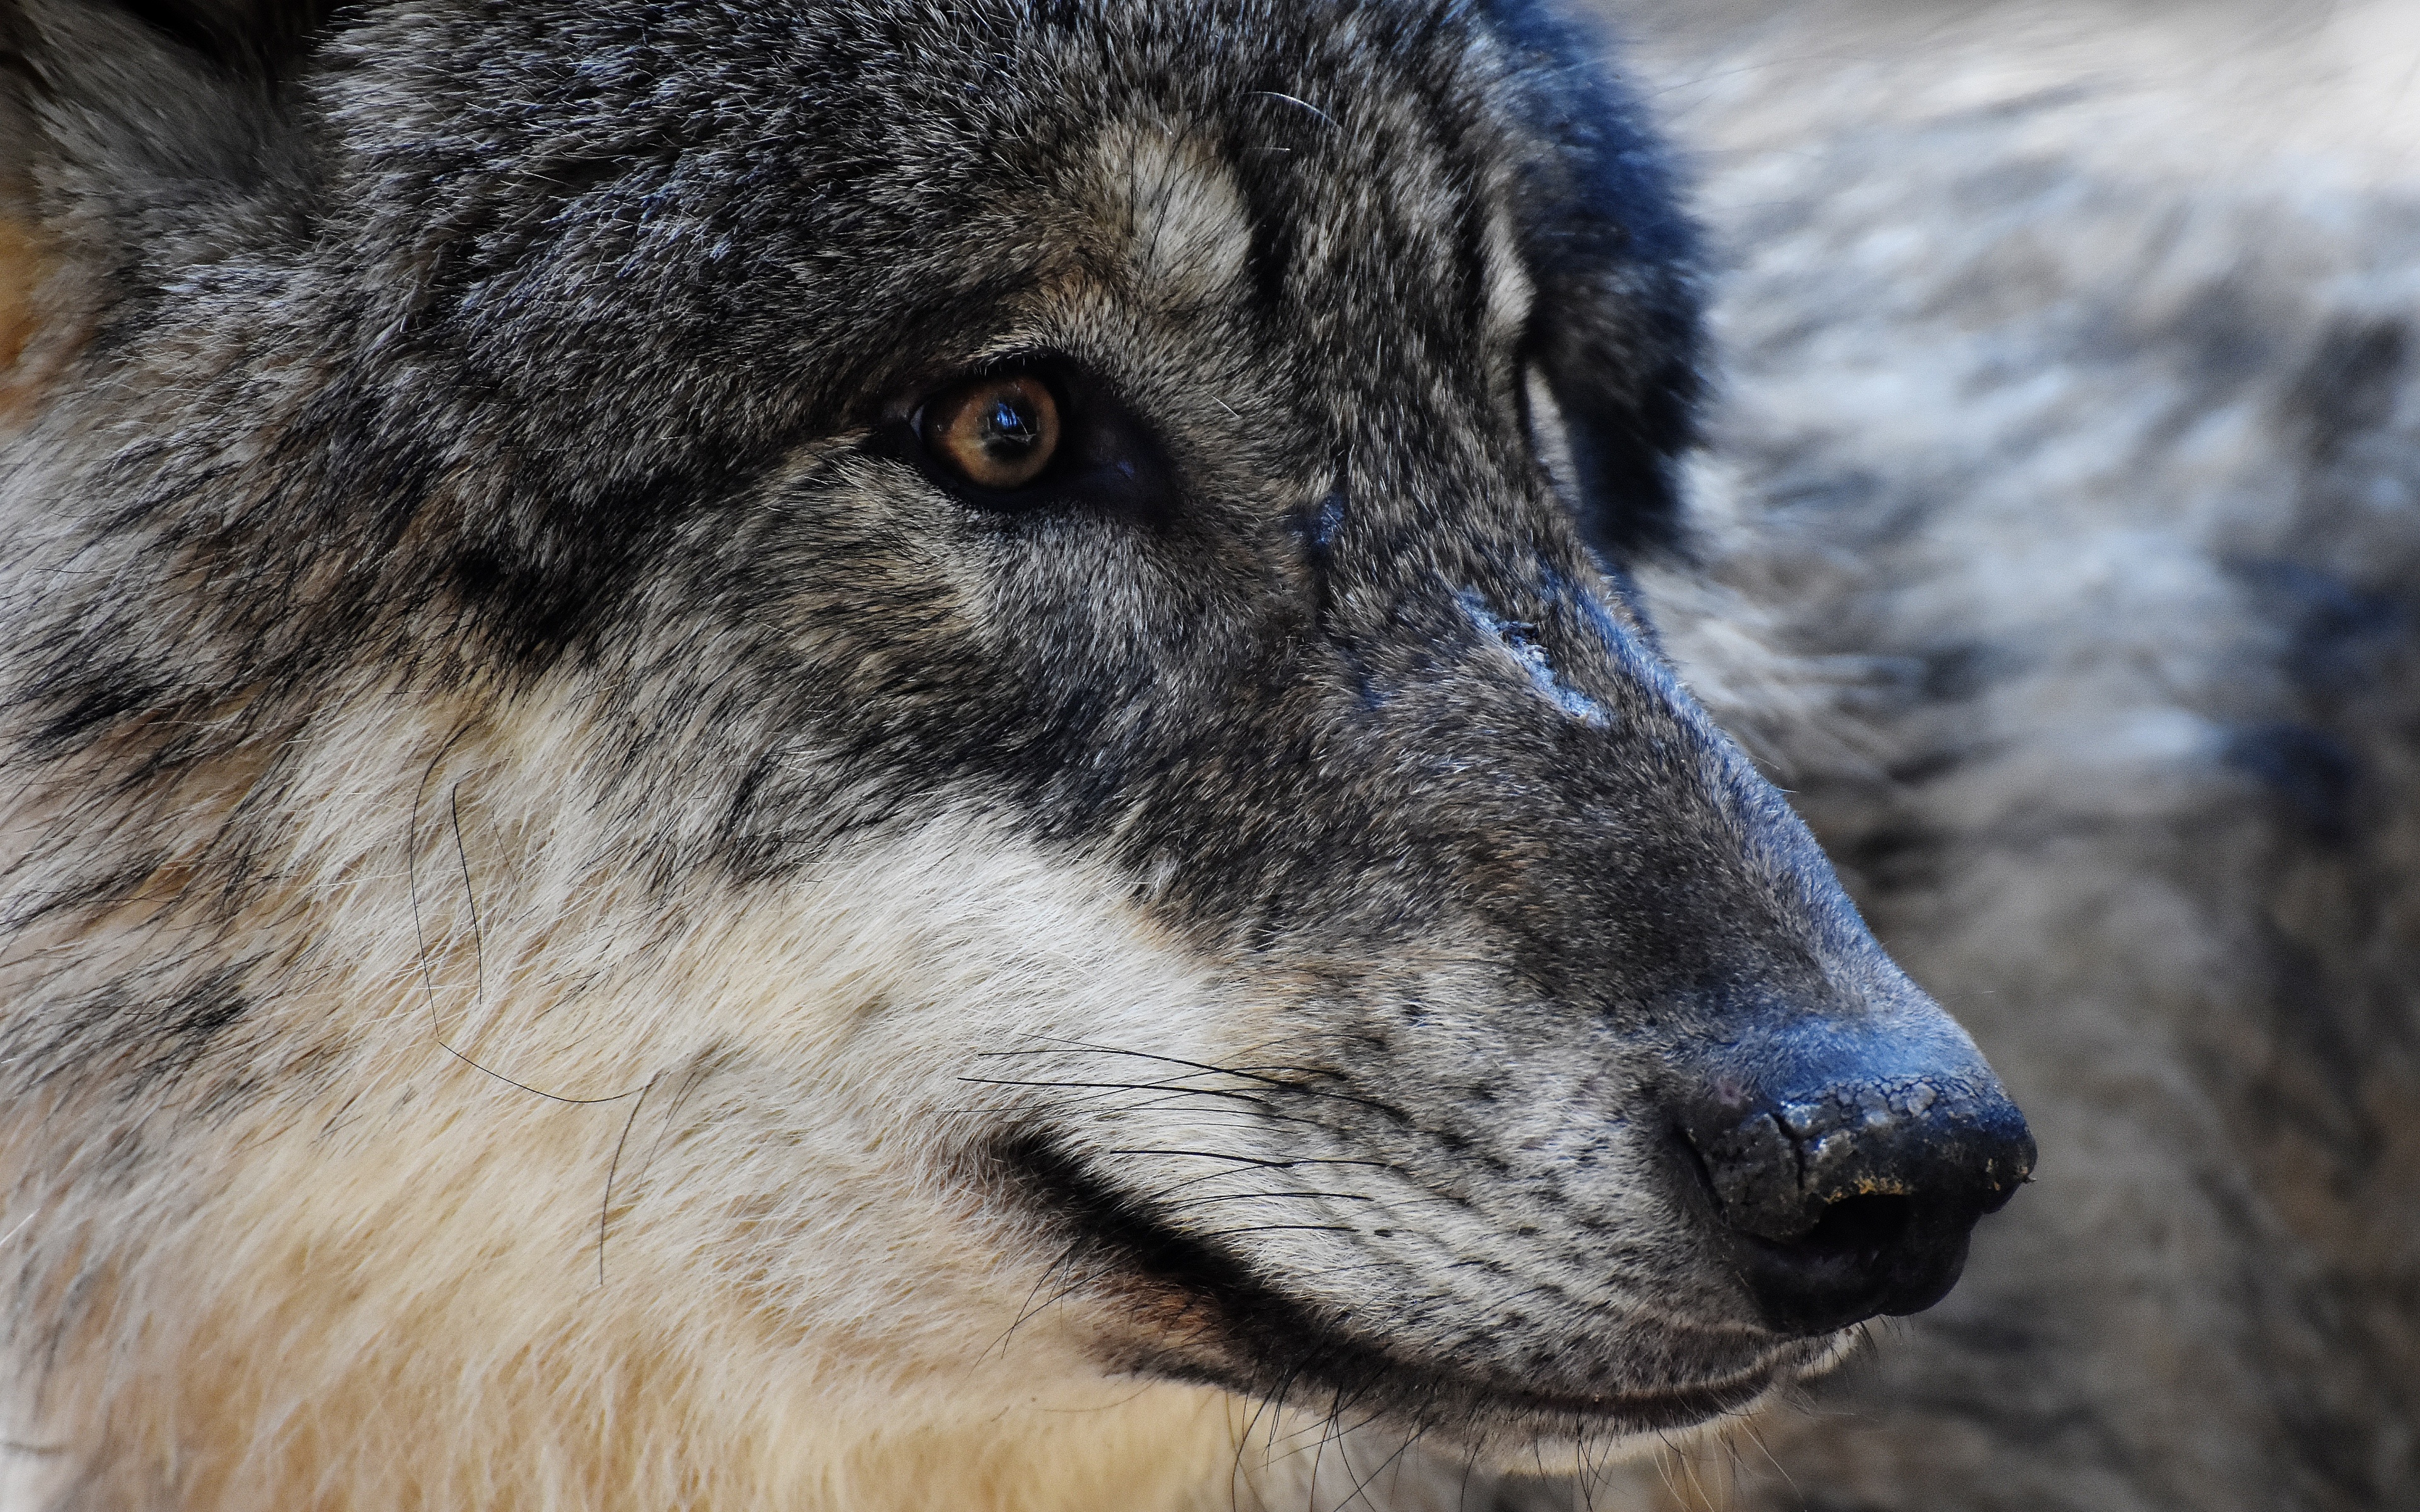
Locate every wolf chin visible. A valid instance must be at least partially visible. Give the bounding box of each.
[0,1,2035,1508]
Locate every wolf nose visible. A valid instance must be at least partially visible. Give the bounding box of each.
[1681,1058,2034,1337]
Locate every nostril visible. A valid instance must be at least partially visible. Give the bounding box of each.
[1732,1192,1974,1337]
[1788,1193,1913,1264]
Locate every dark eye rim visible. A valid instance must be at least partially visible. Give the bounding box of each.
[882,353,1173,522]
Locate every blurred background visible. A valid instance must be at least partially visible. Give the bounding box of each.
[1562,4,2419,1508]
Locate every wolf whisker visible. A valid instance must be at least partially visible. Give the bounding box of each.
[405,726,647,1108]
[594,1070,660,1286]
[1147,1189,1377,1211]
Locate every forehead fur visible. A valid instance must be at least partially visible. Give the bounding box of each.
[321,0,1553,406]
[1079,125,1252,306]
[4,0,1702,685]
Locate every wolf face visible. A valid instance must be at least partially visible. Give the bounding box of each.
[0,0,2031,1501]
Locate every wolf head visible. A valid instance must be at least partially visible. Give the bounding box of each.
[0,0,2031,1494]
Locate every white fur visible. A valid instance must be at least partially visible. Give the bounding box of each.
[0,668,1253,1507]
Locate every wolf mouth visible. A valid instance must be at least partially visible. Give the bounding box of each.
[994,1132,1808,1437]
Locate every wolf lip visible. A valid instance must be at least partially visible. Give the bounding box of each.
[993,1131,1803,1435]
[1397,1363,1787,1436]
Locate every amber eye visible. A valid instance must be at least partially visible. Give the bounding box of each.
[921,372,1063,491]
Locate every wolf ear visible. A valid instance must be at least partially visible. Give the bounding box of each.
[0,0,332,415]
[3,0,335,86]
[75,0,336,76]
[0,0,334,202]
[1481,0,1704,565]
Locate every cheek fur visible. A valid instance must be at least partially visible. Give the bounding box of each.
[0,672,1284,1507]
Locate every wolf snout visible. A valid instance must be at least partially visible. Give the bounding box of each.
[1676,1033,2036,1337]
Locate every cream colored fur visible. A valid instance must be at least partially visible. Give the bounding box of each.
[0,666,1223,1507]
[0,662,1686,1509]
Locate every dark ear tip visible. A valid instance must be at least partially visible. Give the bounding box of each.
[94,0,338,74]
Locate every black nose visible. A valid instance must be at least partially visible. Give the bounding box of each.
[1678,1033,2035,1337]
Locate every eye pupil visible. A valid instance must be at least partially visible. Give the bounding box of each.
[925,372,1063,491]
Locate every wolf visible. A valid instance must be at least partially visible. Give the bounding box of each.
[0,0,2042,1508]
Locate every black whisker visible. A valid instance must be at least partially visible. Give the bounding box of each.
[404,724,647,1106]
[596,1071,659,1286]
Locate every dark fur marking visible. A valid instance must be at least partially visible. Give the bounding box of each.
[98,0,334,75]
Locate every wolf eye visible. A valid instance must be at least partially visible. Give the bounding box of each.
[920,372,1063,491]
